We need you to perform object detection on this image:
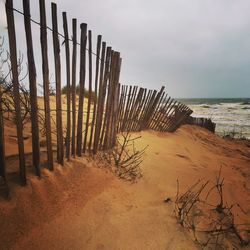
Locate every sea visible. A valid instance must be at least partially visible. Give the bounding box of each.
[178,98,250,139]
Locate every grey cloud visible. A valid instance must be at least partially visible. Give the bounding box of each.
[0,0,250,97]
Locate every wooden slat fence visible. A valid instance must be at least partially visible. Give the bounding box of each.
[117,86,193,133]
[1,0,193,187]
[184,116,216,133]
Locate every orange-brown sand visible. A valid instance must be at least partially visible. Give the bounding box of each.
[0,123,249,249]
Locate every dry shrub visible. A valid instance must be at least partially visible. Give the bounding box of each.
[174,167,250,249]
[0,39,31,128]
[98,132,148,181]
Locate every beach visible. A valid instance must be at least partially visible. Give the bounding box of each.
[1,123,249,249]
[1,0,250,248]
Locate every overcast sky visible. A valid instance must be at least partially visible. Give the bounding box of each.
[0,0,250,98]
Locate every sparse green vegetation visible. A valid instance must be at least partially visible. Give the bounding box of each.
[61,84,97,102]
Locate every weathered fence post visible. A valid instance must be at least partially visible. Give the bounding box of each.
[83,30,93,153]
[133,88,147,131]
[99,46,112,150]
[131,87,145,131]
[152,96,171,130]
[39,0,53,171]
[71,18,77,157]
[111,54,122,146]
[148,91,166,129]
[125,86,138,131]
[117,85,127,132]
[6,0,27,184]
[89,35,102,152]
[161,100,177,131]
[93,41,106,154]
[145,86,165,129]
[127,87,143,131]
[112,82,121,146]
[51,2,64,165]
[23,0,40,176]
[121,85,132,131]
[76,23,87,157]
[62,12,71,160]
[140,90,157,130]
[104,51,118,149]
[136,89,152,131]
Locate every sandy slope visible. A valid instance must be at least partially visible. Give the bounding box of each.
[0,125,250,250]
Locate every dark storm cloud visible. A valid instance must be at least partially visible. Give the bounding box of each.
[1,0,250,97]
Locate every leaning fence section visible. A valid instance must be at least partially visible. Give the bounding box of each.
[117,85,193,133]
[0,0,193,186]
[184,116,216,133]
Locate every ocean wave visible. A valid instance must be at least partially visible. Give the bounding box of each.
[201,105,210,108]
[240,101,250,105]
[184,98,250,139]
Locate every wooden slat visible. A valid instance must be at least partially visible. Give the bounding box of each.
[121,85,132,131]
[137,89,152,131]
[40,0,54,171]
[102,50,114,149]
[76,23,87,157]
[23,0,40,176]
[122,85,134,131]
[93,41,106,154]
[179,107,192,128]
[71,18,77,157]
[128,87,144,131]
[6,0,26,184]
[133,88,147,131]
[171,103,186,131]
[158,99,175,132]
[83,30,93,153]
[166,103,183,131]
[144,86,165,129]
[153,96,170,130]
[99,47,112,149]
[51,2,64,165]
[124,85,137,131]
[117,85,126,132]
[148,91,166,129]
[116,85,124,131]
[103,51,116,149]
[111,54,122,146]
[159,100,175,132]
[168,105,191,132]
[161,101,179,131]
[140,89,157,130]
[166,103,184,131]
[120,85,128,131]
[62,12,71,160]
[112,82,121,146]
[150,94,168,129]
[89,35,102,153]
[125,86,138,131]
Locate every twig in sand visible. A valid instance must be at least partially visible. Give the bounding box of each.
[173,167,250,249]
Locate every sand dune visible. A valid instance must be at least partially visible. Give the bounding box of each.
[0,124,249,249]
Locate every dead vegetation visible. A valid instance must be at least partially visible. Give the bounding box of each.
[97,132,148,181]
[174,167,250,249]
[0,37,31,129]
[0,36,62,144]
